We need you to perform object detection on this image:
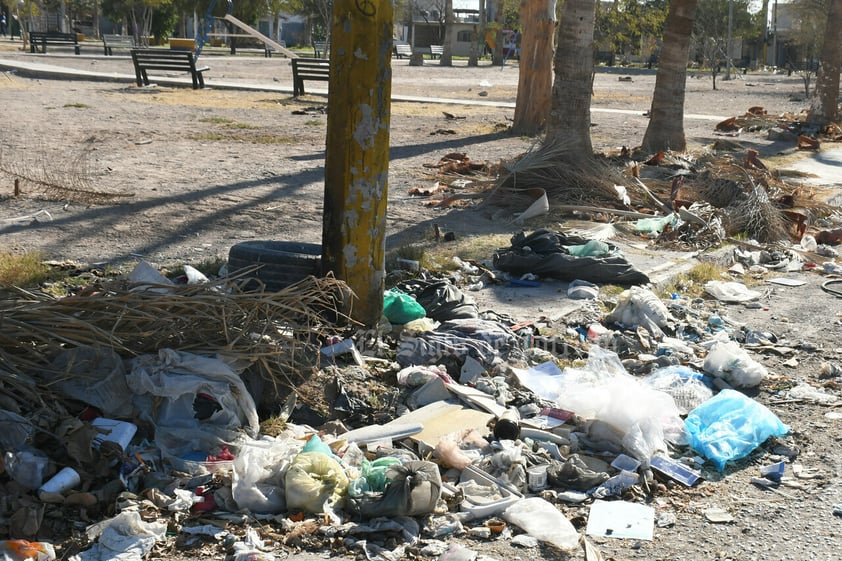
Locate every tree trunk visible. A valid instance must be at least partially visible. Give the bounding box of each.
[440,0,453,66]
[512,0,554,135]
[546,0,595,155]
[641,0,698,154]
[807,0,842,128]
[492,0,504,65]
[322,0,393,328]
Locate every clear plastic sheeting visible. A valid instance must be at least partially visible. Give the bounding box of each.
[519,346,686,463]
[703,281,762,303]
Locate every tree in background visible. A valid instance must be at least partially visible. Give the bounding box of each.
[546,0,595,155]
[691,0,756,89]
[785,0,827,98]
[641,0,698,153]
[594,0,668,65]
[101,0,176,43]
[439,0,452,65]
[807,0,842,127]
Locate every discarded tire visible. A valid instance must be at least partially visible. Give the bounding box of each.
[227,241,322,292]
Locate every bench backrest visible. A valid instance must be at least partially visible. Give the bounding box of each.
[103,34,135,46]
[394,43,412,57]
[30,31,77,42]
[131,48,199,70]
[312,41,329,57]
[291,57,330,76]
[430,45,443,55]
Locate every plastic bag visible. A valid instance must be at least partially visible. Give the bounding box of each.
[232,436,302,514]
[633,213,682,235]
[383,288,426,324]
[552,346,686,462]
[350,460,442,518]
[703,281,761,303]
[284,452,349,513]
[643,365,714,415]
[703,341,767,388]
[502,497,579,552]
[685,389,789,471]
[606,286,674,337]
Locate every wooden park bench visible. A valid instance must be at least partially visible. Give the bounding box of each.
[312,40,329,58]
[291,57,329,97]
[130,48,209,89]
[102,34,136,55]
[429,45,443,59]
[29,32,80,55]
[393,42,412,59]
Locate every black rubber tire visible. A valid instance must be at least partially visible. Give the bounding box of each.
[228,241,322,292]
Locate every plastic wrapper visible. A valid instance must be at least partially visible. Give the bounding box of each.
[685,389,789,471]
[703,341,767,388]
[284,452,349,513]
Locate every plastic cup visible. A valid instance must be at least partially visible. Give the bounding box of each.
[38,466,81,495]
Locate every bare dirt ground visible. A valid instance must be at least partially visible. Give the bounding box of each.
[3,40,842,561]
[0,40,817,270]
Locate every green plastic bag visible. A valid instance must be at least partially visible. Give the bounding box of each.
[383,288,426,324]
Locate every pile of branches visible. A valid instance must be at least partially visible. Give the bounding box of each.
[484,137,628,209]
[0,272,352,406]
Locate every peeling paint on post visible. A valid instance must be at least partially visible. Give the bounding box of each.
[321,0,393,328]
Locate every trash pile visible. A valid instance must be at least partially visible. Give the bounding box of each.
[2,231,841,561]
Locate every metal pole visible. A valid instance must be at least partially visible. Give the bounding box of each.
[772,0,777,68]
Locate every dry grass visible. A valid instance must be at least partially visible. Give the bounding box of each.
[0,250,51,288]
[0,272,352,400]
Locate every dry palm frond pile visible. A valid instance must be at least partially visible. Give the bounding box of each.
[0,146,134,204]
[0,273,352,405]
[484,137,628,210]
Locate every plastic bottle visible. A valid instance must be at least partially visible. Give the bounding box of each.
[4,448,50,490]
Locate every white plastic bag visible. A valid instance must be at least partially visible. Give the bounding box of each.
[232,436,303,514]
[553,346,686,461]
[703,341,767,388]
[606,286,674,337]
[703,281,761,303]
[502,497,579,552]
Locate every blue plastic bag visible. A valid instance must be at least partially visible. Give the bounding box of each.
[685,389,789,471]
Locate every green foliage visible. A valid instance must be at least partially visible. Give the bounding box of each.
[595,0,669,57]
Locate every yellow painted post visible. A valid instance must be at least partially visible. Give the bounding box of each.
[322,0,393,328]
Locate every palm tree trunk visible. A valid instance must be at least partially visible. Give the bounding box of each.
[440,0,453,66]
[546,0,595,155]
[512,0,554,135]
[807,0,842,127]
[641,0,698,154]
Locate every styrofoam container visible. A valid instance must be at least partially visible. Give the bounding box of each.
[453,465,523,519]
[92,418,137,452]
[39,466,81,495]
